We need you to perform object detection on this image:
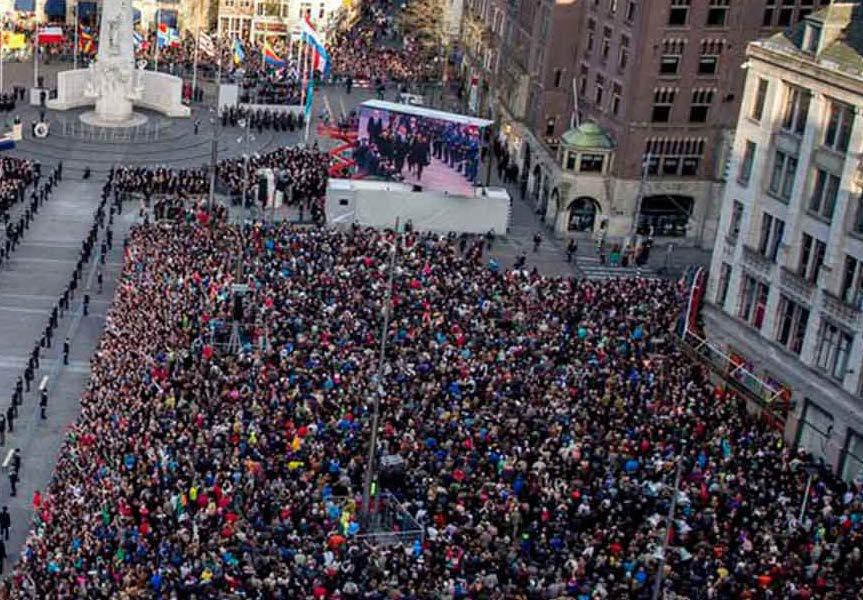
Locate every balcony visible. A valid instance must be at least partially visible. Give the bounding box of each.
[822,290,861,330]
[780,266,815,304]
[741,244,774,279]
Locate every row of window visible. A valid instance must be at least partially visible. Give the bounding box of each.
[585,20,631,71]
[728,199,863,305]
[667,0,831,29]
[668,0,731,28]
[589,0,638,22]
[750,79,855,153]
[650,87,717,123]
[715,267,857,381]
[577,68,624,118]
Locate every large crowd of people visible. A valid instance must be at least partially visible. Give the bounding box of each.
[1,216,859,598]
[217,146,329,216]
[328,0,439,85]
[111,165,209,199]
[0,158,36,216]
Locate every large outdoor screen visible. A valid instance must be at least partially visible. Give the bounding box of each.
[354,100,493,196]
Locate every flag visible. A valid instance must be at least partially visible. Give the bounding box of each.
[262,41,284,68]
[157,23,180,48]
[198,31,215,57]
[37,26,64,45]
[232,38,245,66]
[79,26,96,54]
[132,30,144,50]
[300,17,330,76]
[1,32,26,50]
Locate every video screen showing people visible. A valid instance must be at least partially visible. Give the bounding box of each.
[355,105,484,196]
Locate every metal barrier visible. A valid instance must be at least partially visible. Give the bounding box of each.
[678,328,791,427]
[49,116,174,143]
[332,492,424,546]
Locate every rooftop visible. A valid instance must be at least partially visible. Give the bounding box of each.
[753,3,863,79]
[560,121,616,151]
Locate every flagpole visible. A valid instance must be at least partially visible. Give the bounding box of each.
[73,7,78,70]
[33,32,38,88]
[303,35,315,146]
[192,11,200,101]
[155,9,160,72]
[1,33,5,94]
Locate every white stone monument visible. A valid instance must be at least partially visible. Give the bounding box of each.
[47,0,190,123]
[80,0,146,126]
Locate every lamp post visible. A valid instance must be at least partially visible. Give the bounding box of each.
[361,219,400,527]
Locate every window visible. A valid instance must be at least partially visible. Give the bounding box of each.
[808,169,840,221]
[626,1,637,22]
[706,0,729,26]
[566,152,578,170]
[609,0,618,14]
[776,295,809,354]
[762,0,775,26]
[738,274,770,329]
[553,68,563,88]
[545,116,556,136]
[689,88,714,123]
[586,19,596,53]
[644,138,705,178]
[798,232,826,283]
[579,65,589,96]
[738,140,756,184]
[668,0,690,25]
[840,255,863,309]
[601,27,612,60]
[751,78,768,121]
[727,200,744,241]
[595,74,605,105]
[716,262,732,308]
[698,55,718,75]
[824,100,854,152]
[660,55,680,75]
[798,400,834,462]
[778,3,794,26]
[816,322,853,380]
[757,212,785,261]
[580,154,605,172]
[853,192,863,235]
[804,23,821,53]
[652,88,676,122]
[618,35,630,70]
[611,83,622,116]
[768,150,798,200]
[781,85,811,135]
[842,431,863,484]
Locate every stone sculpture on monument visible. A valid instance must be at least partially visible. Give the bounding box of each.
[47,0,190,121]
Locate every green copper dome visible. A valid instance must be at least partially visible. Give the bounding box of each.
[560,121,615,150]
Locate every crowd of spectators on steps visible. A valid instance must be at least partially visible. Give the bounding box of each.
[1,216,860,598]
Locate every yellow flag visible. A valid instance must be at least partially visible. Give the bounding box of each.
[1,32,26,50]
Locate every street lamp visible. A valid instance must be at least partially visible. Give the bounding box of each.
[360,220,400,527]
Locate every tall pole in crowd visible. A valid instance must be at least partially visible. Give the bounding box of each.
[32,32,38,88]
[192,17,199,98]
[73,6,78,70]
[1,32,5,93]
[154,8,161,72]
[207,49,223,213]
[361,218,399,526]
